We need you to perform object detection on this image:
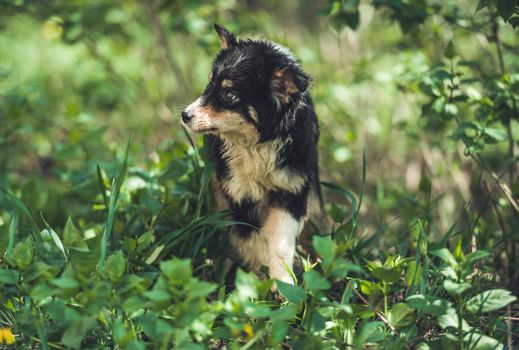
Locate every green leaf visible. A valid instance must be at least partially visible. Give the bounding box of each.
[0,269,20,285]
[443,279,472,296]
[360,280,384,296]
[311,309,327,332]
[11,238,34,270]
[303,270,331,290]
[113,319,132,347]
[276,280,306,303]
[461,250,490,270]
[63,216,80,247]
[235,269,259,300]
[313,235,336,268]
[187,279,217,299]
[355,321,385,347]
[329,258,364,278]
[482,127,507,142]
[444,40,456,59]
[387,303,415,329]
[61,317,95,349]
[103,250,127,283]
[464,332,503,350]
[160,258,192,285]
[431,248,458,268]
[438,307,472,332]
[367,260,403,283]
[406,294,452,315]
[466,289,516,313]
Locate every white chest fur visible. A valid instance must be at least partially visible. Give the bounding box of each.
[219,137,306,203]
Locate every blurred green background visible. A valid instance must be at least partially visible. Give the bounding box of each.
[0,0,517,281]
[0,1,518,348]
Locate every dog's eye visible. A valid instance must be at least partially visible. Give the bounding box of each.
[222,90,239,104]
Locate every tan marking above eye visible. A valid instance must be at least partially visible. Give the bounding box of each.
[221,79,234,88]
[208,72,213,81]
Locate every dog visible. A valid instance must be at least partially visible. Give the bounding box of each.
[181,24,321,285]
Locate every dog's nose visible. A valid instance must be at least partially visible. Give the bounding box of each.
[181,110,193,123]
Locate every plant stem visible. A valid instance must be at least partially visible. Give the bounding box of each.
[383,281,388,315]
[457,296,464,350]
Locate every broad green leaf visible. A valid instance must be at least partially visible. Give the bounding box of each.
[483,127,507,141]
[311,309,327,332]
[30,283,57,301]
[466,289,516,313]
[187,279,217,299]
[440,266,458,280]
[406,294,452,315]
[235,269,259,300]
[0,269,20,285]
[276,280,306,303]
[461,250,490,271]
[113,319,132,347]
[160,258,192,285]
[387,303,415,329]
[367,261,401,283]
[431,248,458,268]
[63,216,80,247]
[329,258,364,278]
[11,238,34,270]
[464,332,503,350]
[303,270,331,290]
[61,317,96,349]
[360,280,384,296]
[313,235,336,268]
[438,307,472,332]
[355,321,385,347]
[443,279,472,296]
[104,250,127,283]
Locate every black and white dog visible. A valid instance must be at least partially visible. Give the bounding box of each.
[182,24,321,285]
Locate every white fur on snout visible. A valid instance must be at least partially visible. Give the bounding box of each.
[183,97,216,132]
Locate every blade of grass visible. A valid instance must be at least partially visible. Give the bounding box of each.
[96,164,109,208]
[408,220,426,296]
[357,151,366,214]
[194,163,214,219]
[98,137,131,268]
[6,210,19,256]
[0,187,41,242]
[320,181,357,219]
[40,212,67,262]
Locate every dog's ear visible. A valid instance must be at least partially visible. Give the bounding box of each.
[214,24,237,49]
[271,65,310,105]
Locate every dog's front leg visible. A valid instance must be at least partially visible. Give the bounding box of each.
[261,208,303,285]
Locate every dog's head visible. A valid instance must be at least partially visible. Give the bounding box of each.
[181,24,310,143]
